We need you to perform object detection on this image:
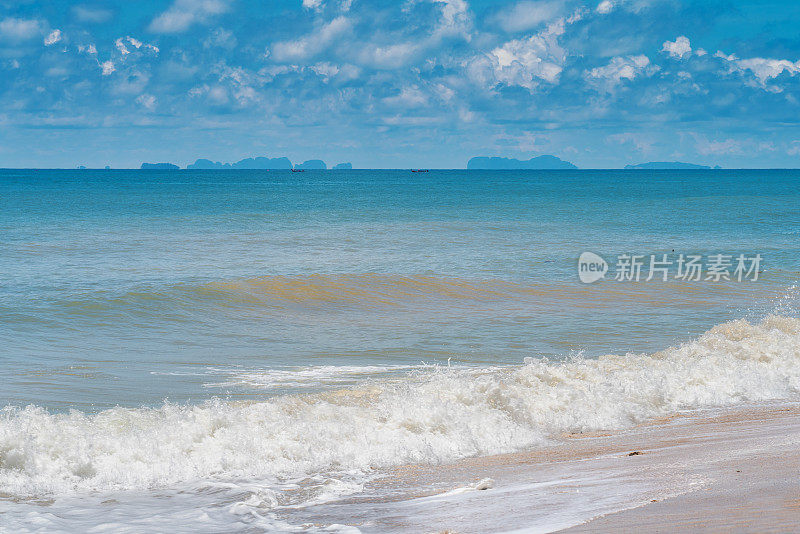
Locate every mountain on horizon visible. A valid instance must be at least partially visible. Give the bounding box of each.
[294,160,327,170]
[467,155,577,170]
[141,163,179,170]
[186,157,293,170]
[624,162,717,170]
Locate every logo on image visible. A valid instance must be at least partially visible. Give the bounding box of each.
[578,252,608,284]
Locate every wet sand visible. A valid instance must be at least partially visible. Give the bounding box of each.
[287,403,800,532]
[559,404,800,533]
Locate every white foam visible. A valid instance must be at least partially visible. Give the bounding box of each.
[2,315,800,504]
[204,364,417,391]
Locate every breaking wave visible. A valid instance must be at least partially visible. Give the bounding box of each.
[2,315,800,498]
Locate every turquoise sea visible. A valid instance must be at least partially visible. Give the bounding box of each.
[2,169,800,531]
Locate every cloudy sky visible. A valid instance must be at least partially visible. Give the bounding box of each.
[2,0,800,168]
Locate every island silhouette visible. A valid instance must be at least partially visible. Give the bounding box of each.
[625,162,717,170]
[467,155,577,170]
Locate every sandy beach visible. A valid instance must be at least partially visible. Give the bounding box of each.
[284,403,800,533]
[560,404,800,533]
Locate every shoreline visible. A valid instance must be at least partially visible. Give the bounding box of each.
[285,402,800,532]
[559,403,800,533]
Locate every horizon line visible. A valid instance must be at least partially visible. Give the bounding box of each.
[5,167,800,171]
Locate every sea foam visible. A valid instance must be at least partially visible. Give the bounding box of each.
[2,315,800,498]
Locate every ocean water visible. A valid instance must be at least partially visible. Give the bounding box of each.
[2,169,800,532]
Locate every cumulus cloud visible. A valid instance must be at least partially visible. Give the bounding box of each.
[736,58,800,85]
[432,0,471,40]
[44,29,62,46]
[115,37,130,55]
[115,36,160,57]
[662,36,691,59]
[302,0,324,9]
[469,17,573,91]
[148,0,231,33]
[596,0,614,14]
[587,54,651,90]
[0,17,43,43]
[714,50,800,88]
[99,60,115,75]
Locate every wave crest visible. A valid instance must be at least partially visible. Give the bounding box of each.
[2,315,800,497]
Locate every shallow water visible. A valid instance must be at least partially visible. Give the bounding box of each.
[1,169,800,531]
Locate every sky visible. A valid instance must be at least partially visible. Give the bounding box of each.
[2,0,800,168]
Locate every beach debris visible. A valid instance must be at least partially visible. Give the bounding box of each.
[627,451,643,456]
[440,478,495,497]
[473,478,494,491]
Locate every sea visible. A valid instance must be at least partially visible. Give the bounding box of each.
[1,168,800,532]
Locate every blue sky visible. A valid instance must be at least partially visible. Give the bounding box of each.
[2,0,800,168]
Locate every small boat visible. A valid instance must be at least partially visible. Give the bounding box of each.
[411,169,429,173]
[291,169,305,172]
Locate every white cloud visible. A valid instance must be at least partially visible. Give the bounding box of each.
[44,29,62,46]
[694,136,742,156]
[78,43,98,54]
[115,37,130,55]
[0,18,43,43]
[492,0,565,33]
[72,6,112,24]
[189,84,231,105]
[607,132,654,153]
[383,85,429,108]
[306,61,360,81]
[302,0,324,9]
[269,0,469,71]
[432,0,471,40]
[715,50,800,87]
[100,60,115,75]
[115,36,159,56]
[356,42,418,69]
[148,0,231,33]
[587,54,651,90]
[469,16,574,91]
[271,16,351,62]
[662,36,691,59]
[596,0,614,14]
[734,58,800,85]
[714,50,736,62]
[204,28,237,49]
[136,94,157,110]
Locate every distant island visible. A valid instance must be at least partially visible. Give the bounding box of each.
[624,162,718,170]
[294,159,327,170]
[133,158,726,171]
[186,157,293,170]
[467,155,577,170]
[141,163,179,170]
